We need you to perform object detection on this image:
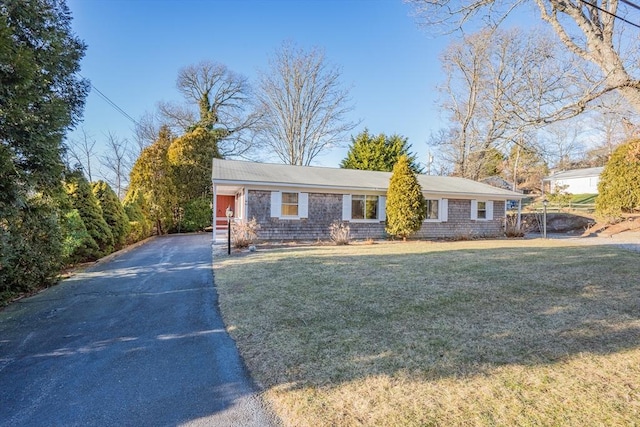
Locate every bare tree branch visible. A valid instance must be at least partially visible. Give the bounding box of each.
[255,41,358,166]
[433,27,590,179]
[66,127,97,181]
[408,0,640,113]
[156,60,261,158]
[99,132,132,199]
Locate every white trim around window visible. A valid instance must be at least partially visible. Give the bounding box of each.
[342,194,385,222]
[423,198,448,222]
[471,200,493,221]
[270,191,308,220]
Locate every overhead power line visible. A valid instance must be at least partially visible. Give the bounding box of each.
[620,0,640,12]
[579,0,640,29]
[79,73,139,126]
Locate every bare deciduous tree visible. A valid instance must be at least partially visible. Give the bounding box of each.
[408,0,640,114]
[431,27,580,179]
[99,132,132,199]
[66,128,97,181]
[158,60,261,158]
[133,111,162,154]
[255,41,358,166]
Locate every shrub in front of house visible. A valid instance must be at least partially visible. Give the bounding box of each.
[329,220,351,245]
[231,217,261,248]
[505,214,525,238]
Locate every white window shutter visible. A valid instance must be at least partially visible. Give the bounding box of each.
[378,196,386,221]
[299,193,309,218]
[342,195,352,221]
[470,199,478,220]
[270,191,281,218]
[486,201,494,220]
[440,199,448,222]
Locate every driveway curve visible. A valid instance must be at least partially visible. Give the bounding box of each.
[0,233,278,427]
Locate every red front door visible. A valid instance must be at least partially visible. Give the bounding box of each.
[216,195,235,227]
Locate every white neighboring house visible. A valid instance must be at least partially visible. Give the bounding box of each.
[543,167,604,194]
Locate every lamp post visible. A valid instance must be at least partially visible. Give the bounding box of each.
[225,206,233,255]
[542,198,548,239]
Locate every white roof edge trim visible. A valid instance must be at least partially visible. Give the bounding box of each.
[213,179,525,199]
[212,179,386,192]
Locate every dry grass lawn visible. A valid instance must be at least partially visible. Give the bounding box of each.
[214,239,640,426]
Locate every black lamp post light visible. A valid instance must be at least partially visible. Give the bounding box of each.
[226,206,233,255]
[542,198,548,239]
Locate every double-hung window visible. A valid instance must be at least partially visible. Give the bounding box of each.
[471,200,493,220]
[425,199,439,220]
[423,198,448,222]
[342,194,384,221]
[351,195,379,220]
[270,191,308,219]
[477,201,487,219]
[281,192,299,216]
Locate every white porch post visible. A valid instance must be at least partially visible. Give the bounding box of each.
[517,199,522,229]
[212,183,217,244]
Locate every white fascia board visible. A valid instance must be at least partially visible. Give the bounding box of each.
[211,179,388,194]
[212,179,525,199]
[422,190,527,200]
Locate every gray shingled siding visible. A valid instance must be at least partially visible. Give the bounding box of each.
[415,199,505,239]
[248,190,504,241]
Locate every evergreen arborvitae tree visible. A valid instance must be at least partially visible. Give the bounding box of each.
[167,126,222,201]
[0,0,88,296]
[61,208,99,264]
[128,126,177,235]
[595,138,640,219]
[65,171,113,258]
[0,196,65,297]
[122,189,152,243]
[386,155,426,240]
[92,180,129,249]
[340,129,423,173]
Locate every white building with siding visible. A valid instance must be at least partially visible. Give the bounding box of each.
[543,167,603,194]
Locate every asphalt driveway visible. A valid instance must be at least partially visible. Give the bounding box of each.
[0,233,277,427]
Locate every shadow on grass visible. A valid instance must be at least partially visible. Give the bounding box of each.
[215,242,640,389]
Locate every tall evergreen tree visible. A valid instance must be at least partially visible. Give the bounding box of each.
[65,171,113,258]
[128,126,177,234]
[167,126,221,201]
[596,138,640,219]
[0,0,88,295]
[92,181,129,250]
[341,130,423,173]
[386,155,426,240]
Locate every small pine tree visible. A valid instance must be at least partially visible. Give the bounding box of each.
[340,129,423,173]
[385,155,426,240]
[92,181,130,250]
[596,138,640,220]
[65,171,113,259]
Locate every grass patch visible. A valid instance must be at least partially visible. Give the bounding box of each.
[214,240,640,426]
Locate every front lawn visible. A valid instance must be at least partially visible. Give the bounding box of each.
[214,239,640,426]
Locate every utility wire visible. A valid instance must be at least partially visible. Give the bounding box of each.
[620,0,640,12]
[579,0,640,29]
[79,73,139,126]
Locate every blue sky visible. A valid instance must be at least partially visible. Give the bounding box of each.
[66,0,452,169]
